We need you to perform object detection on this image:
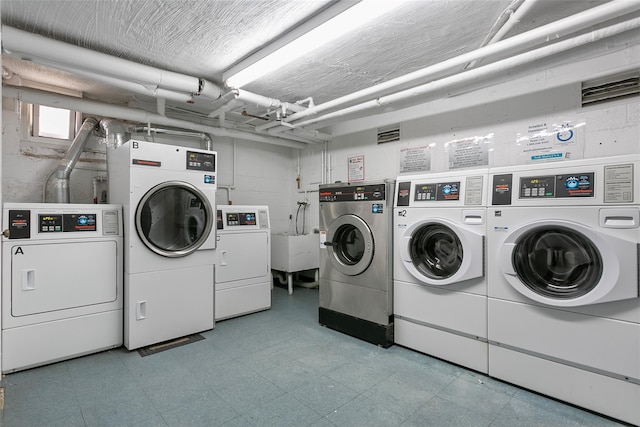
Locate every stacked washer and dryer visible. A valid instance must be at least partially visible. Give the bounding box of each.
[393,169,489,372]
[107,140,218,350]
[487,155,640,425]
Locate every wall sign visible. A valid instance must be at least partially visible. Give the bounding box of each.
[348,155,365,182]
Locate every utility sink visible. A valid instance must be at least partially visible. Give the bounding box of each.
[271,233,319,294]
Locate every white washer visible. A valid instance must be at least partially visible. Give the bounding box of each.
[1,203,123,373]
[215,205,271,321]
[487,155,640,425]
[394,169,489,372]
[108,140,217,350]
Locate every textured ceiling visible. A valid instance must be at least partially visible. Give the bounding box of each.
[1,0,635,143]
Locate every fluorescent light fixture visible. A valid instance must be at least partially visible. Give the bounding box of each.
[224,0,403,89]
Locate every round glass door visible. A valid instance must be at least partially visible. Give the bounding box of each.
[136,181,213,257]
[409,224,463,280]
[512,225,603,299]
[326,214,374,276]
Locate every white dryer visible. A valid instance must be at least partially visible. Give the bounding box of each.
[215,205,271,321]
[394,169,489,372]
[1,203,123,373]
[108,140,217,350]
[487,155,640,425]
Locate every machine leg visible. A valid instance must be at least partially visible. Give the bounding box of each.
[287,272,293,295]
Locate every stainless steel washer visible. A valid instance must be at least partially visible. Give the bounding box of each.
[319,180,394,347]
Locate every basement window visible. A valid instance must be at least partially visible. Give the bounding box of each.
[20,83,82,147]
[33,105,74,140]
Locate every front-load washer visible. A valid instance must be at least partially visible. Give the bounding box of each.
[215,205,271,320]
[1,203,123,373]
[319,180,395,347]
[393,169,489,372]
[487,155,640,425]
[107,140,217,350]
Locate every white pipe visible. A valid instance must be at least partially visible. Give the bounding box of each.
[289,17,640,128]
[283,0,640,125]
[3,85,309,149]
[29,59,196,103]
[465,0,538,70]
[218,140,237,205]
[129,126,213,150]
[1,25,222,100]
[235,89,306,113]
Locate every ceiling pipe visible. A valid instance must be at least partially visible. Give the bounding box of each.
[55,117,98,203]
[1,25,222,100]
[129,126,213,150]
[3,85,310,149]
[288,16,640,129]
[282,0,640,126]
[464,0,536,70]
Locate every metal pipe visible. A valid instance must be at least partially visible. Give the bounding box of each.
[55,117,98,203]
[3,85,310,149]
[1,25,222,100]
[288,17,640,129]
[99,119,130,148]
[283,0,640,125]
[130,125,213,150]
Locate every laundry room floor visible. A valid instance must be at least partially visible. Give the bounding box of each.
[0,285,629,427]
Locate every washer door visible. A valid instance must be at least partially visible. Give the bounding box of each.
[136,181,213,257]
[401,219,484,286]
[324,214,374,276]
[499,220,638,306]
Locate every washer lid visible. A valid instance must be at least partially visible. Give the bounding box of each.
[324,214,374,276]
[135,180,213,258]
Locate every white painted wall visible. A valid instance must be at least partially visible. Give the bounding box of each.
[293,39,640,232]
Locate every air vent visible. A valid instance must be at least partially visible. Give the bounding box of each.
[377,124,400,144]
[582,72,640,107]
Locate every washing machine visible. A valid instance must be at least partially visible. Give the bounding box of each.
[393,169,489,372]
[1,203,123,373]
[319,180,395,347]
[215,205,271,320]
[107,140,217,350]
[487,155,640,425]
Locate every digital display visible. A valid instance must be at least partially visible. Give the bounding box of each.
[186,151,216,172]
[226,212,257,226]
[39,213,97,232]
[414,181,460,201]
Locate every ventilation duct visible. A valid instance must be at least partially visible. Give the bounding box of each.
[581,72,640,107]
[377,124,400,144]
[55,117,99,203]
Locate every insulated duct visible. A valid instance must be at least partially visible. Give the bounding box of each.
[99,119,130,148]
[55,117,98,203]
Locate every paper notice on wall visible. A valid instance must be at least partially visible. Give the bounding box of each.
[517,120,584,163]
[348,155,365,182]
[445,134,491,169]
[399,145,431,173]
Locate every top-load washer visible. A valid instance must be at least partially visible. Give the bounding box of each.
[393,169,489,372]
[215,205,271,320]
[1,203,123,373]
[487,155,640,425]
[107,140,217,350]
[319,180,395,347]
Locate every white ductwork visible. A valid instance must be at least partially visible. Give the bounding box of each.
[1,25,222,102]
[288,16,640,129]
[282,0,640,126]
[2,85,310,149]
[55,117,98,203]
